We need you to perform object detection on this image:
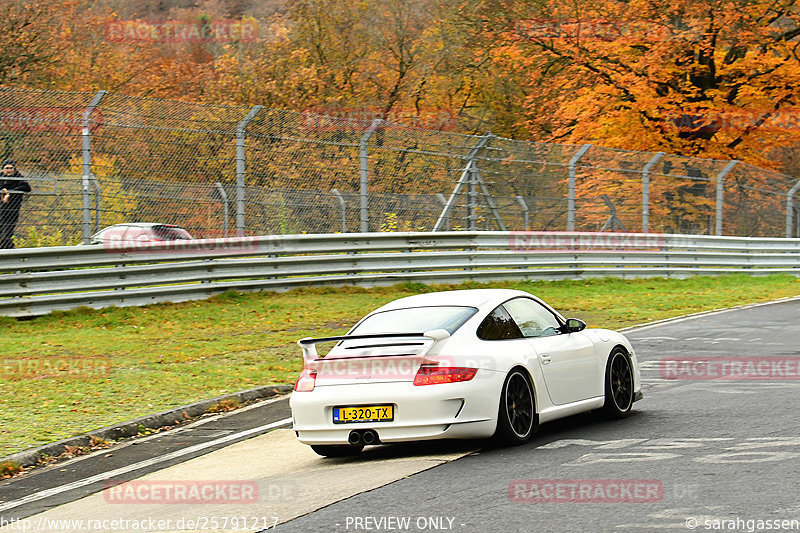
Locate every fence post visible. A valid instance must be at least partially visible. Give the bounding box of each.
[641,152,664,233]
[468,162,479,230]
[567,144,592,232]
[715,160,738,236]
[215,182,229,238]
[433,133,493,231]
[81,90,107,244]
[435,193,449,230]
[787,179,800,238]
[516,196,529,230]
[90,177,101,233]
[797,207,800,238]
[236,105,263,238]
[600,194,626,231]
[331,189,346,232]
[359,119,383,233]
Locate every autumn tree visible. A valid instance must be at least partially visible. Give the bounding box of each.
[465,0,800,233]
[478,0,800,161]
[0,1,77,86]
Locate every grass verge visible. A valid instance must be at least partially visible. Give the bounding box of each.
[1,274,799,457]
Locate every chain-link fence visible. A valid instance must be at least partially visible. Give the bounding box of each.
[1,87,799,247]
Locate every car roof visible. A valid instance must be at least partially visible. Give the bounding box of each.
[91,223,188,238]
[373,288,537,313]
[97,223,182,230]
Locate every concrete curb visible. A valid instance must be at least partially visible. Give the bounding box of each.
[1,384,293,469]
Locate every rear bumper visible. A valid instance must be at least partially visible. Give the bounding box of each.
[290,371,503,445]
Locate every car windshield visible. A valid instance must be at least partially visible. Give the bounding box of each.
[350,306,477,335]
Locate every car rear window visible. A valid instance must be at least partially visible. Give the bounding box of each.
[350,306,477,335]
[152,225,193,241]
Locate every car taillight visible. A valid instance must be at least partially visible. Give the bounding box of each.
[294,369,317,392]
[413,365,477,386]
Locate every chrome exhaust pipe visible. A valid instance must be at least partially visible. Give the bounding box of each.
[362,429,377,445]
[348,430,362,445]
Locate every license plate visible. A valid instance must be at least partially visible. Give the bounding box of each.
[333,405,393,424]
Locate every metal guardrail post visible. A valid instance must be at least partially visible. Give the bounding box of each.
[641,152,664,233]
[331,189,346,232]
[787,180,800,238]
[215,182,229,238]
[567,144,592,232]
[715,160,738,236]
[236,105,263,238]
[360,119,383,233]
[81,90,107,244]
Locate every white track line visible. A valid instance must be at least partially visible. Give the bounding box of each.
[621,294,800,333]
[0,417,292,514]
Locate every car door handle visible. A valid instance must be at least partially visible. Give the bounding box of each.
[540,353,551,365]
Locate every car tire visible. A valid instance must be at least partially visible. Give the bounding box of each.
[494,369,538,445]
[602,348,634,419]
[310,444,365,457]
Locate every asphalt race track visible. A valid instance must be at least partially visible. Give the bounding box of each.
[2,297,800,533]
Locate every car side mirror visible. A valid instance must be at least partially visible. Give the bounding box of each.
[565,318,586,333]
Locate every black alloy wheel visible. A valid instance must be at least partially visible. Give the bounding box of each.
[603,349,634,418]
[495,369,537,445]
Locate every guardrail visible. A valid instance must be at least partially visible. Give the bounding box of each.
[1,231,799,317]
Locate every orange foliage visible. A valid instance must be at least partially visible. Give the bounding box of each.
[481,0,800,165]
[3,0,800,167]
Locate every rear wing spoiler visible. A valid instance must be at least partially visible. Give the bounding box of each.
[297,329,450,362]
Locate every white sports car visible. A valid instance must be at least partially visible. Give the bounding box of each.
[290,288,642,457]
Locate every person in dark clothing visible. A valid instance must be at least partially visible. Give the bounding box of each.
[0,159,32,249]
